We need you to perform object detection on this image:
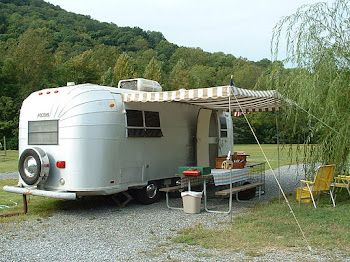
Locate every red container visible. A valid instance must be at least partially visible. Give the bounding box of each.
[183,170,201,177]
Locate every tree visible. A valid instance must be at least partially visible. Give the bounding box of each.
[113,53,135,85]
[12,29,53,98]
[189,65,216,88]
[64,50,99,84]
[169,47,208,68]
[232,61,263,89]
[169,59,189,90]
[133,49,157,75]
[101,67,114,86]
[144,57,162,83]
[0,96,18,149]
[271,0,350,171]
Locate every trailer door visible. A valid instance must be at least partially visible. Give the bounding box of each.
[218,112,233,156]
[196,109,218,167]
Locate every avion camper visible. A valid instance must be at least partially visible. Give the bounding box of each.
[4,78,279,204]
[3,79,231,204]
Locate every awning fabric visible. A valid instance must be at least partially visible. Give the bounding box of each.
[122,85,281,112]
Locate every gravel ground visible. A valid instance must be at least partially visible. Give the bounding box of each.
[1,165,349,262]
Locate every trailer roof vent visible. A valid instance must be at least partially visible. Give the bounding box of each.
[118,78,162,92]
[67,82,75,86]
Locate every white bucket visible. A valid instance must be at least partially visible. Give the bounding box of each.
[181,191,202,214]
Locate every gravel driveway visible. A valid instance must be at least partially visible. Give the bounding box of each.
[1,166,349,261]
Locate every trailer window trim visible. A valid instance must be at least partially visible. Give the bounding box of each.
[126,110,162,137]
[219,116,228,138]
[28,120,59,145]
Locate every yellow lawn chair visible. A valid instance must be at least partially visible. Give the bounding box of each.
[332,175,350,198]
[295,164,336,208]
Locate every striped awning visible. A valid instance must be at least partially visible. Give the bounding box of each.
[122,85,281,112]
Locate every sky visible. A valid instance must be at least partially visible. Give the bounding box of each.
[46,0,331,62]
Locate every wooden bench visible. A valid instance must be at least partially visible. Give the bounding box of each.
[215,182,264,201]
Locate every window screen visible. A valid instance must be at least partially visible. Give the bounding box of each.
[28,120,58,145]
[126,110,162,138]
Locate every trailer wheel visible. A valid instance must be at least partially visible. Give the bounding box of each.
[237,182,256,200]
[134,181,161,205]
[18,147,50,186]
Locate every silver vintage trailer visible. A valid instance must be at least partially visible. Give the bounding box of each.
[4,78,279,204]
[5,78,257,204]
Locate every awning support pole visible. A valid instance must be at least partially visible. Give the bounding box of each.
[230,89,312,252]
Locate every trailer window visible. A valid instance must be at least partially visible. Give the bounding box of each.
[219,116,228,138]
[126,110,143,126]
[28,120,58,145]
[126,110,162,137]
[145,111,160,127]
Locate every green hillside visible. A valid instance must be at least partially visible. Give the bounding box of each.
[0,0,275,149]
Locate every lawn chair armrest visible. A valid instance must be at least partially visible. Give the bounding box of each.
[300,180,314,184]
[336,175,350,180]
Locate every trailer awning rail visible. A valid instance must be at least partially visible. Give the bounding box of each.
[122,85,281,112]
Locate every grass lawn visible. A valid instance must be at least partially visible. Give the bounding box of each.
[1,146,349,254]
[0,150,18,173]
[174,192,350,254]
[235,144,304,169]
[173,146,350,254]
[0,179,60,222]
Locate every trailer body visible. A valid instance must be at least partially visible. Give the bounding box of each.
[5,79,233,202]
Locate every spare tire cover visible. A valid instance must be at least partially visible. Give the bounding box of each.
[18,148,50,186]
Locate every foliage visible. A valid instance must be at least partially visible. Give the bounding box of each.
[0,0,280,148]
[271,0,350,172]
[113,53,135,85]
[189,65,216,88]
[169,59,190,90]
[101,67,114,86]
[12,28,53,98]
[143,57,162,83]
[0,97,18,144]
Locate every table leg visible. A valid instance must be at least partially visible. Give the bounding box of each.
[204,177,232,214]
[204,179,208,212]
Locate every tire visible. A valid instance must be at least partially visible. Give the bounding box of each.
[18,147,50,186]
[237,182,256,200]
[133,181,161,205]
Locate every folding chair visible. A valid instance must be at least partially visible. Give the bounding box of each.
[296,164,336,208]
[332,175,350,198]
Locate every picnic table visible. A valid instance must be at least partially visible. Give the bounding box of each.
[160,162,265,212]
